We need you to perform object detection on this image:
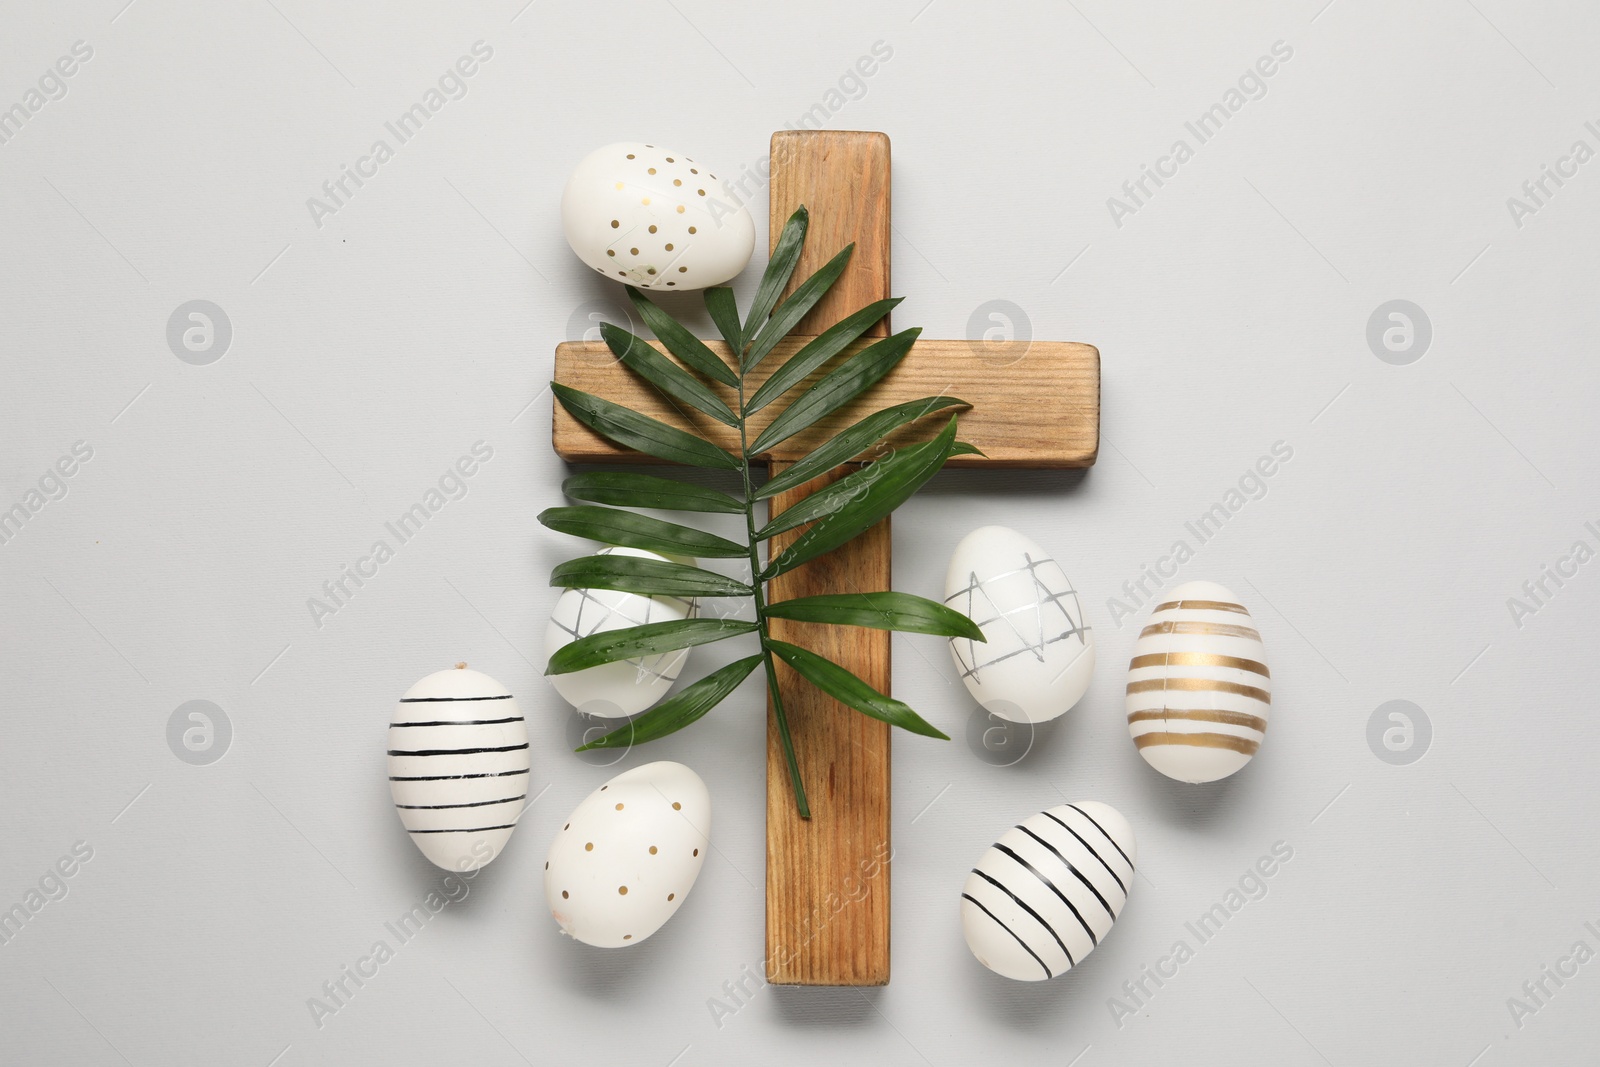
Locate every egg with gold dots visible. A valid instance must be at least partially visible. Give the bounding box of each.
[544,761,710,947]
[561,142,755,291]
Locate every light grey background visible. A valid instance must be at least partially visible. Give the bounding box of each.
[3,0,1596,1064]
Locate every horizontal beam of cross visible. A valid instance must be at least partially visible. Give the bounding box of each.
[551,337,1100,467]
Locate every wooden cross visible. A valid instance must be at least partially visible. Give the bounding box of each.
[552,130,1099,985]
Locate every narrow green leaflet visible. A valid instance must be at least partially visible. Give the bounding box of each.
[742,206,808,354]
[755,395,968,500]
[704,286,743,356]
[760,439,952,539]
[763,417,958,579]
[548,619,757,675]
[766,639,949,739]
[745,298,901,416]
[764,656,808,818]
[601,323,737,426]
[625,286,738,388]
[742,244,854,371]
[539,505,747,558]
[748,328,921,456]
[763,592,985,640]
[561,471,744,514]
[552,383,739,470]
[755,466,867,538]
[576,655,763,751]
[550,555,753,599]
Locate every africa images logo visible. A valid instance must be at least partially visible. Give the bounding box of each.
[1105,40,1294,228]
[0,441,94,548]
[0,40,94,148]
[306,42,494,229]
[1105,441,1293,627]
[307,442,494,629]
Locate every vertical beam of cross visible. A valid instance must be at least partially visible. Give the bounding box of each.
[763,130,895,986]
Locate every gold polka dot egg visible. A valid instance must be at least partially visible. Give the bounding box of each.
[561,142,755,291]
[544,761,710,947]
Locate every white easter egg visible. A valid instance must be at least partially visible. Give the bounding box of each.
[943,525,1095,724]
[544,761,710,947]
[561,141,755,292]
[962,801,1136,981]
[387,665,529,872]
[545,547,697,719]
[1126,580,1271,783]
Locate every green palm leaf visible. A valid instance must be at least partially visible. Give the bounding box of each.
[704,286,743,355]
[742,244,854,371]
[539,505,746,558]
[624,286,738,387]
[742,206,808,357]
[550,555,753,599]
[763,417,960,579]
[548,619,757,675]
[575,655,763,750]
[748,328,920,455]
[758,435,974,538]
[763,592,984,640]
[755,395,968,500]
[745,298,900,415]
[541,200,977,818]
[601,322,737,426]
[561,471,744,514]
[766,639,948,739]
[553,383,739,470]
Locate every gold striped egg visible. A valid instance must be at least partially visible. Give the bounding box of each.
[1125,581,1270,783]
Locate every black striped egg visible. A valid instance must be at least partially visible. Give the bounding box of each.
[387,665,529,871]
[961,801,1136,981]
[1125,580,1271,783]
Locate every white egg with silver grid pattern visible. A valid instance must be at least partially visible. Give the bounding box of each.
[545,546,698,719]
[962,801,1137,981]
[943,525,1095,724]
[387,665,529,872]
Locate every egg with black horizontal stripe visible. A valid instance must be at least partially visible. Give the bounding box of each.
[1126,580,1271,783]
[388,664,529,871]
[962,801,1136,981]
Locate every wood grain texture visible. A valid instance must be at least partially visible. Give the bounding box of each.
[551,337,1100,468]
[764,130,893,986]
[763,465,893,985]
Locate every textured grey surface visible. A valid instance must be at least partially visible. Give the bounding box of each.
[3,1,1597,1064]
